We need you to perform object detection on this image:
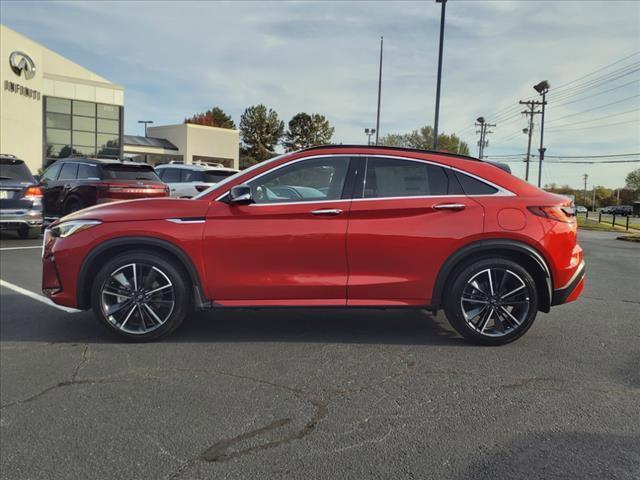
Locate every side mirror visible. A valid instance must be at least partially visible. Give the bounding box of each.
[229,184,253,205]
[33,174,41,182]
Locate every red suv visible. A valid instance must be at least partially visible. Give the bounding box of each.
[42,146,585,345]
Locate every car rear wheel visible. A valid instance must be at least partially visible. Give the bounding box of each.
[444,258,539,346]
[18,225,40,239]
[91,251,191,342]
[64,197,84,215]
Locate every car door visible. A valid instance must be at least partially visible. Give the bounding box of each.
[39,161,63,218]
[346,156,484,306]
[56,162,79,213]
[202,155,355,305]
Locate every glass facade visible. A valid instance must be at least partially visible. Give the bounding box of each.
[44,96,122,160]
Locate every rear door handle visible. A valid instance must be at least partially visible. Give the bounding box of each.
[311,208,343,216]
[433,203,466,211]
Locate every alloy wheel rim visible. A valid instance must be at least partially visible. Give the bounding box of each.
[100,263,175,335]
[460,268,531,337]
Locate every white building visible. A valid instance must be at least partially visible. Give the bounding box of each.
[0,24,239,173]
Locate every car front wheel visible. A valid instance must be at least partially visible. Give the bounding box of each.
[444,258,539,346]
[91,251,191,342]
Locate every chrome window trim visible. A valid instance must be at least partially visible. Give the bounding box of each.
[165,218,206,224]
[214,153,515,205]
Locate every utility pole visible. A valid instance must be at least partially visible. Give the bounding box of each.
[592,187,596,211]
[433,0,447,149]
[583,174,588,206]
[475,117,495,159]
[533,80,550,188]
[375,36,383,145]
[138,120,154,137]
[519,100,543,182]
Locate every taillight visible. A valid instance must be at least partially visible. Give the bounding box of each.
[195,185,209,192]
[24,186,43,198]
[528,206,575,223]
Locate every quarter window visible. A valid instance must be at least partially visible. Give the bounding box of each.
[363,157,448,198]
[249,157,349,204]
[454,171,499,195]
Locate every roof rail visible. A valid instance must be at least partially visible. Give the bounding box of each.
[298,144,482,162]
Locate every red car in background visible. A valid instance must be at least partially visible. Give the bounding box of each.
[42,145,585,345]
[39,157,168,222]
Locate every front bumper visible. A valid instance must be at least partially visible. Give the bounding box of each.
[551,260,585,306]
[0,208,43,230]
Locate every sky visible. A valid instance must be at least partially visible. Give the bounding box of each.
[1,0,639,188]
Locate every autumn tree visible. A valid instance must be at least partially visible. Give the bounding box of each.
[184,107,236,129]
[283,113,335,152]
[625,168,640,191]
[379,126,469,155]
[239,104,284,163]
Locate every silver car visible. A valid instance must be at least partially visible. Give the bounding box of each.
[155,162,239,198]
[0,154,43,239]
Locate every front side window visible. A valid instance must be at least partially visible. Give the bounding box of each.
[42,162,62,181]
[363,157,448,198]
[248,157,349,204]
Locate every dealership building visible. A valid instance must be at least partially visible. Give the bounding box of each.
[0,24,239,173]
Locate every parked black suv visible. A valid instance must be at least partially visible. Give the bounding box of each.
[39,157,169,222]
[0,154,43,239]
[608,205,633,216]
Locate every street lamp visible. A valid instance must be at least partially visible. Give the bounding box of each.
[138,120,154,137]
[433,0,447,149]
[365,128,376,146]
[533,80,549,188]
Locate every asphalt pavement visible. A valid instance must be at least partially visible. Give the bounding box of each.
[0,229,638,479]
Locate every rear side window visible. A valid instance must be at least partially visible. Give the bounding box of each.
[182,169,203,182]
[203,170,237,183]
[103,164,160,181]
[454,171,499,195]
[159,168,181,183]
[363,158,448,198]
[0,159,33,182]
[59,163,78,180]
[77,164,100,180]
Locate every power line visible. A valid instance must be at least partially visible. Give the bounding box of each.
[546,93,640,123]
[545,108,639,128]
[552,78,640,108]
[545,118,639,132]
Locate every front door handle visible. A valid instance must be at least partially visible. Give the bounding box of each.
[311,208,343,216]
[433,203,466,211]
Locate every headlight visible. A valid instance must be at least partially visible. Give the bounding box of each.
[50,220,102,238]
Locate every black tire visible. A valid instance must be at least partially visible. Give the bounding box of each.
[18,225,41,240]
[90,251,191,342]
[444,257,539,346]
[64,197,84,215]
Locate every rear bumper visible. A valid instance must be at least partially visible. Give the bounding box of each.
[551,260,585,306]
[0,208,43,230]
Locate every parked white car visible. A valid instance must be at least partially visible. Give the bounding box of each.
[155,163,239,198]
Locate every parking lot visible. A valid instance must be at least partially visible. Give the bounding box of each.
[1,229,638,480]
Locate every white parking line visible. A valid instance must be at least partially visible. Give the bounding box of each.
[0,279,81,313]
[0,246,42,251]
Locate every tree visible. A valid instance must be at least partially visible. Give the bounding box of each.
[239,104,284,162]
[283,113,334,152]
[184,107,236,129]
[625,168,640,191]
[379,126,469,155]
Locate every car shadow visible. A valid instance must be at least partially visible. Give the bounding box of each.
[0,288,463,346]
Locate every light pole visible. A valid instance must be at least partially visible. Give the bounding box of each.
[375,37,383,145]
[138,120,154,137]
[533,80,549,188]
[365,128,376,146]
[433,0,447,149]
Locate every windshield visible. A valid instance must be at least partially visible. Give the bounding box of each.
[102,164,161,181]
[0,160,34,182]
[193,154,288,200]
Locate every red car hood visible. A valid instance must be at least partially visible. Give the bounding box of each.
[56,198,211,224]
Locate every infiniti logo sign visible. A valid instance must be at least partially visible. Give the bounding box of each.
[9,51,36,80]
